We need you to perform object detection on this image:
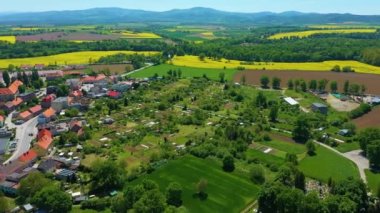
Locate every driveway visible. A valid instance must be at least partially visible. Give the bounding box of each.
[3,116,38,165]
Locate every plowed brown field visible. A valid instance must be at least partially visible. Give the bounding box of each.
[234,70,380,95]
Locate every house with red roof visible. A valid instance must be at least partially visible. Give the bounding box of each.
[28,105,43,116]
[2,98,24,113]
[0,80,23,102]
[19,150,37,165]
[81,74,107,84]
[108,90,122,99]
[38,108,56,124]
[18,111,32,122]
[37,134,53,151]
[41,94,56,109]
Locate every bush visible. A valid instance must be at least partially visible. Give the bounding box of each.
[349,104,371,119]
[250,165,266,184]
[81,198,110,211]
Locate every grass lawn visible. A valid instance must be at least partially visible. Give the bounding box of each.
[257,140,306,155]
[365,169,380,194]
[129,64,238,81]
[246,149,285,168]
[298,145,360,182]
[335,142,361,153]
[132,155,260,213]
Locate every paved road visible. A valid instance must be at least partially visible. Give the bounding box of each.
[314,141,368,182]
[3,115,38,165]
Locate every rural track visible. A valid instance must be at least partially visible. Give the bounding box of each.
[241,200,257,213]
[313,140,368,183]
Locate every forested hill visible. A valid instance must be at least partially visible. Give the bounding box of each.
[1,7,380,25]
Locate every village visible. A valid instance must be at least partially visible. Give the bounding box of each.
[0,63,144,211]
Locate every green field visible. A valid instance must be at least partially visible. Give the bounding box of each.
[258,140,306,155]
[365,169,380,194]
[246,149,285,168]
[298,145,360,182]
[133,155,260,213]
[129,64,238,80]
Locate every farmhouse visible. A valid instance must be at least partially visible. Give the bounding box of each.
[41,94,56,108]
[311,103,328,115]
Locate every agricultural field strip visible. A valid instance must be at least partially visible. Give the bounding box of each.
[268,29,377,39]
[0,51,159,68]
[171,55,380,74]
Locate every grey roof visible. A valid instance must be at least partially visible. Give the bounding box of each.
[312,103,327,108]
[0,181,17,188]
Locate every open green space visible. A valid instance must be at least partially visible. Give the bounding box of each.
[133,155,260,213]
[335,142,361,153]
[298,145,360,182]
[365,169,380,194]
[129,64,238,81]
[257,139,306,155]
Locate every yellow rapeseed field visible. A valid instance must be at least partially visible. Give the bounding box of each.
[0,36,16,44]
[268,29,377,39]
[11,27,40,31]
[171,55,380,75]
[0,51,159,68]
[122,31,161,39]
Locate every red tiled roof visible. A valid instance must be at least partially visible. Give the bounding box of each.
[0,115,4,121]
[12,98,23,107]
[19,111,32,119]
[38,129,52,140]
[29,105,42,114]
[19,150,37,162]
[37,135,53,150]
[8,80,23,94]
[0,88,13,95]
[42,94,56,102]
[81,74,106,83]
[42,108,56,118]
[108,91,121,98]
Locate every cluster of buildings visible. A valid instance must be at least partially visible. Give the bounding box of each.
[0,66,142,206]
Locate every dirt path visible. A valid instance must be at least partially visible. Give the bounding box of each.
[313,141,368,182]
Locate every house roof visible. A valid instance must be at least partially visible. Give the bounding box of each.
[42,108,56,118]
[0,80,23,95]
[8,80,23,94]
[284,97,299,106]
[42,94,56,102]
[29,105,42,114]
[12,98,23,106]
[19,111,32,119]
[312,103,327,108]
[38,129,52,140]
[0,115,4,122]
[37,135,53,150]
[108,90,121,98]
[19,150,37,162]
[81,74,106,83]
[70,90,83,97]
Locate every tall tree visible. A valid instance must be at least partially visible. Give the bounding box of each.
[133,189,166,213]
[222,155,235,172]
[272,77,281,89]
[260,76,270,88]
[166,182,183,207]
[330,81,338,93]
[292,116,311,143]
[344,80,350,94]
[269,104,279,122]
[2,70,10,87]
[32,186,72,213]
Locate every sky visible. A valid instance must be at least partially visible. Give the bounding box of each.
[1,0,379,15]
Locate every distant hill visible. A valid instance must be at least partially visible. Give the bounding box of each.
[1,7,380,25]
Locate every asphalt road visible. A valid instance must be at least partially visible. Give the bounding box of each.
[3,115,38,165]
